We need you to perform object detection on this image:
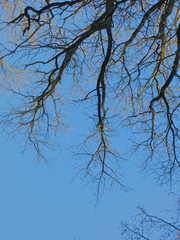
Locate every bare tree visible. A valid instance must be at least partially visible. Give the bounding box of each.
[120,205,180,240]
[0,0,179,188]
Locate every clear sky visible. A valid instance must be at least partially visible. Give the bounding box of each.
[0,99,175,240]
[0,2,178,239]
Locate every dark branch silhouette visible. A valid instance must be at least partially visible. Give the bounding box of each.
[0,0,179,190]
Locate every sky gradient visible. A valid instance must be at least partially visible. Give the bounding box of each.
[0,122,174,240]
[0,1,178,238]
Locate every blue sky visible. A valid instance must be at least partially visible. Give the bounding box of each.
[0,114,175,240]
[0,2,178,239]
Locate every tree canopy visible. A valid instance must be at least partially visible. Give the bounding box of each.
[0,0,180,239]
[120,205,180,240]
[0,0,179,188]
